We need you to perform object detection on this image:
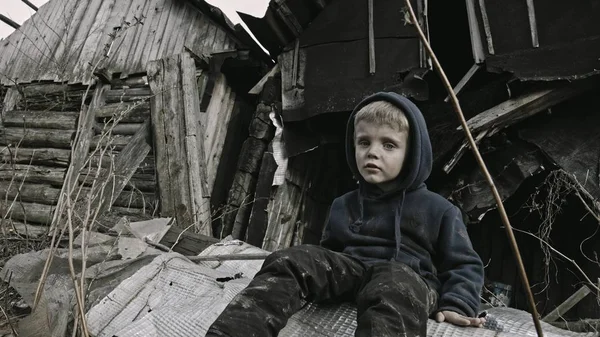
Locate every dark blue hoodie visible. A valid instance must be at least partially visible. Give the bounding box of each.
[320,92,484,317]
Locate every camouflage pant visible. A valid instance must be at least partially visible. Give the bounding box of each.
[206,245,437,337]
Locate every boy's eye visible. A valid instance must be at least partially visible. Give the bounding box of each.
[383,143,396,150]
[357,140,369,147]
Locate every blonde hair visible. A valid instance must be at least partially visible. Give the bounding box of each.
[354,101,409,133]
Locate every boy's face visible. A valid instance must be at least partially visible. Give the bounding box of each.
[354,120,409,191]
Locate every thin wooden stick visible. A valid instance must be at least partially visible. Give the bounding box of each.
[188,254,269,262]
[22,0,39,11]
[402,1,544,336]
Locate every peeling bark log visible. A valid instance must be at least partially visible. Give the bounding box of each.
[0,147,71,167]
[4,110,79,129]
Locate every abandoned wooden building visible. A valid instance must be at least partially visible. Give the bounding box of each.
[0,0,270,237]
[2,0,600,331]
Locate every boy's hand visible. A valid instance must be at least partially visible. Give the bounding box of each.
[434,310,485,328]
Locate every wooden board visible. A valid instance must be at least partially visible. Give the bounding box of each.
[148,52,212,235]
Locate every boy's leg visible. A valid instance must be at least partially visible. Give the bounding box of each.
[206,245,366,337]
[355,262,437,337]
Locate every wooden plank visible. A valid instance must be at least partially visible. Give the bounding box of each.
[155,0,184,60]
[466,0,485,63]
[139,0,167,68]
[71,0,115,83]
[148,58,173,214]
[147,0,176,64]
[246,151,278,246]
[2,87,21,115]
[64,0,104,83]
[262,180,303,251]
[543,285,591,322]
[181,52,211,235]
[462,80,595,133]
[128,0,157,72]
[81,120,152,222]
[222,170,257,239]
[368,0,375,75]
[478,0,495,54]
[206,89,235,192]
[158,224,219,256]
[526,0,539,48]
[0,165,66,186]
[444,63,482,102]
[0,128,75,149]
[0,147,71,167]
[3,110,78,129]
[112,0,147,77]
[148,55,194,229]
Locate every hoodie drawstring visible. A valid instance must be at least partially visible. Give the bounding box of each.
[394,190,406,261]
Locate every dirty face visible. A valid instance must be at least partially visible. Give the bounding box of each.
[354,120,409,191]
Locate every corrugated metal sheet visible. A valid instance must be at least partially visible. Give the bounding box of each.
[0,0,238,85]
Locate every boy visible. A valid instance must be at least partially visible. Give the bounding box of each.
[206,92,485,337]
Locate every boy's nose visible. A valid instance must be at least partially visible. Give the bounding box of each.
[367,148,379,158]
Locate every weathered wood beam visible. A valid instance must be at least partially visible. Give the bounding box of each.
[478,0,494,54]
[95,123,142,136]
[0,181,154,209]
[158,224,219,256]
[148,53,212,235]
[0,14,20,29]
[542,285,591,322]
[461,80,595,133]
[83,120,152,220]
[526,0,539,48]
[444,63,482,102]
[0,147,71,167]
[466,0,485,63]
[368,0,375,75]
[0,165,66,186]
[3,110,78,129]
[94,101,150,123]
[0,128,75,149]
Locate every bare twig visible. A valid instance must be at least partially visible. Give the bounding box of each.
[402,1,544,335]
[512,227,600,294]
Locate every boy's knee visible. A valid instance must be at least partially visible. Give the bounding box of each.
[263,245,320,267]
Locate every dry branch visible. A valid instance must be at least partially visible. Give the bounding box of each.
[403,1,544,335]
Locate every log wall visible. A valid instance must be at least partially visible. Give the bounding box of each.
[0,79,157,237]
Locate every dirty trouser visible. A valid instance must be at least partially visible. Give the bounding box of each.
[205,245,437,337]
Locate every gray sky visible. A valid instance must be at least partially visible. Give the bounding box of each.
[0,0,270,39]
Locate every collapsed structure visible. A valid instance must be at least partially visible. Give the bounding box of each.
[1,0,600,333]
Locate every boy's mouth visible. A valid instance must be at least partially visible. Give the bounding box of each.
[364,163,380,170]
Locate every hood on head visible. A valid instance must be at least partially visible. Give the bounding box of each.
[346,92,432,197]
